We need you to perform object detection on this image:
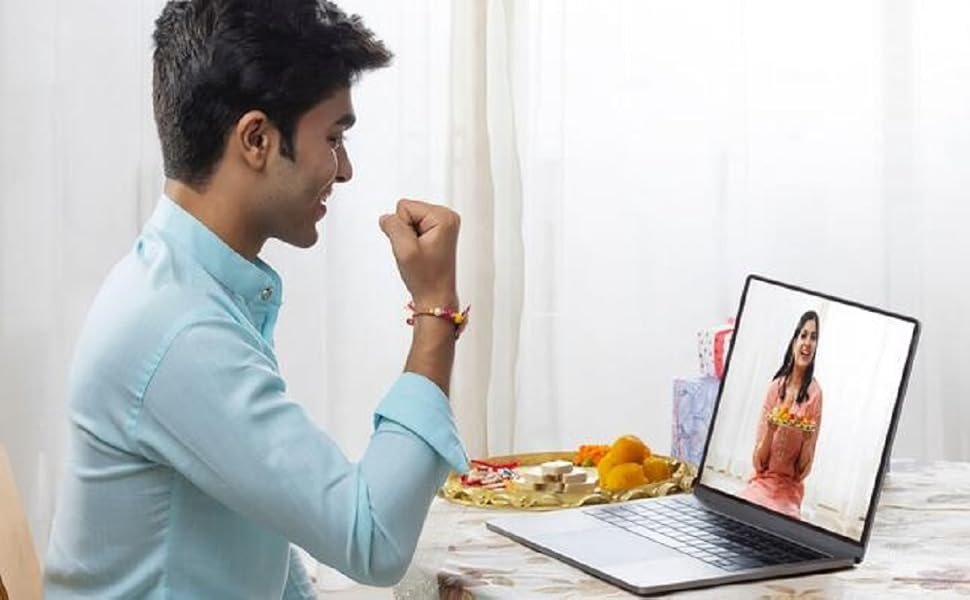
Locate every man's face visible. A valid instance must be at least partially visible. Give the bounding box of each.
[261,87,355,248]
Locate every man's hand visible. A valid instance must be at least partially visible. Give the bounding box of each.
[379,199,460,308]
[379,199,462,396]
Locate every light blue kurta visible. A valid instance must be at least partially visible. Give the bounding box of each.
[45,196,469,599]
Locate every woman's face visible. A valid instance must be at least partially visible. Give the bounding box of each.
[791,319,818,370]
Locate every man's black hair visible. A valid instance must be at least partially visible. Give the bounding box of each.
[153,0,392,186]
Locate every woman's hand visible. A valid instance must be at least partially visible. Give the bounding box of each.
[754,420,778,473]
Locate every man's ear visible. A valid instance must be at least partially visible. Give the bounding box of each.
[234,110,274,171]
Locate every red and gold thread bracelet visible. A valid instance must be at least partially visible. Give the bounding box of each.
[406,301,471,339]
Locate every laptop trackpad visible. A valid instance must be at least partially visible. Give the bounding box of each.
[536,527,681,566]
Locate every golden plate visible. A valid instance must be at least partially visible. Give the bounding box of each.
[438,451,696,511]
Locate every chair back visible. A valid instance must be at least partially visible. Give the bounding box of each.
[0,446,42,600]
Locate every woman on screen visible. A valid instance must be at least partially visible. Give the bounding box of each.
[741,310,823,519]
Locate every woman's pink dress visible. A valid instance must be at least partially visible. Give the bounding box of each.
[740,377,822,519]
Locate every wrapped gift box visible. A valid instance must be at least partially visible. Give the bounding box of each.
[672,376,720,466]
[697,322,734,379]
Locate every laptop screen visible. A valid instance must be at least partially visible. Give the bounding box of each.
[699,276,918,542]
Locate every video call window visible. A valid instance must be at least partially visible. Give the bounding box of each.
[701,279,916,541]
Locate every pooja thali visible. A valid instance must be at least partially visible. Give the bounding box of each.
[438,451,696,511]
[768,405,818,432]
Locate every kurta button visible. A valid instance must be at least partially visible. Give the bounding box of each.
[260,287,273,301]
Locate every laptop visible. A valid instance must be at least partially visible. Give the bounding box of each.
[487,275,920,595]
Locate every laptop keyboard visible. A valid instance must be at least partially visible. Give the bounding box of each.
[586,498,825,572]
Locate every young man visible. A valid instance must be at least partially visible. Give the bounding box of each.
[44,1,469,597]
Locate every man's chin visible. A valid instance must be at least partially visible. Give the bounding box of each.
[279,228,320,249]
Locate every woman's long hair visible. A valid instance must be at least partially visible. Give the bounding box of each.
[773,310,819,404]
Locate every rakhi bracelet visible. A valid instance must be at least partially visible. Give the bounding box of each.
[406,301,471,339]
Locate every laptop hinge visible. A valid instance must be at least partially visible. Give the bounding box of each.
[693,484,864,561]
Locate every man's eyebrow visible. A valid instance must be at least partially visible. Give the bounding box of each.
[336,113,356,128]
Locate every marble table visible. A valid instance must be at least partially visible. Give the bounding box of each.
[392,460,970,599]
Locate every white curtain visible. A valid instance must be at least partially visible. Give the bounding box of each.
[0,0,164,556]
[3,0,970,562]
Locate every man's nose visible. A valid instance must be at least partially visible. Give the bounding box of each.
[335,145,353,183]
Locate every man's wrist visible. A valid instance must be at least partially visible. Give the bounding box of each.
[412,315,460,339]
[411,293,460,310]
